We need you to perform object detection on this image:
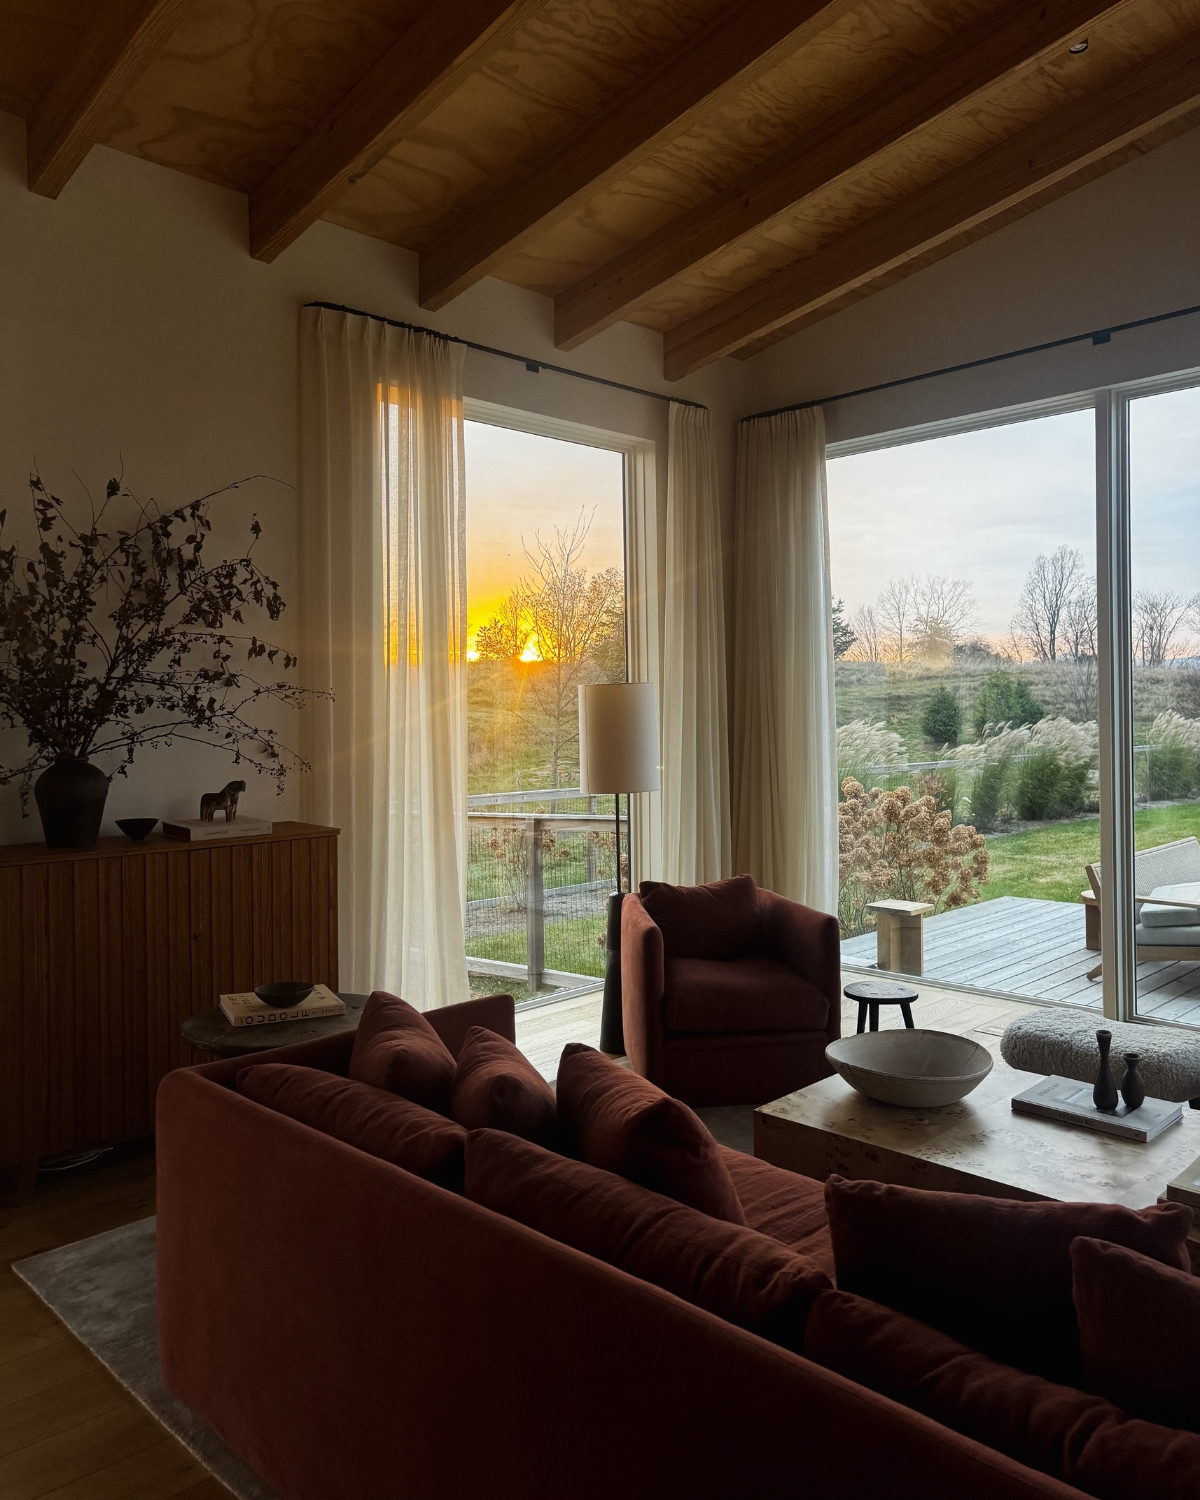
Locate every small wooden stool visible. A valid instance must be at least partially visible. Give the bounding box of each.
[845,979,920,1034]
[867,899,934,975]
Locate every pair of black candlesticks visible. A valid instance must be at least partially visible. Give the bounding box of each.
[1093,1030,1144,1113]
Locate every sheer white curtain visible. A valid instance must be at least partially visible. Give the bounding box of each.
[731,406,837,913]
[299,305,470,1007]
[662,402,731,884]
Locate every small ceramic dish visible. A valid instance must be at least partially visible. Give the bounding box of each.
[254,981,315,1007]
[116,818,158,841]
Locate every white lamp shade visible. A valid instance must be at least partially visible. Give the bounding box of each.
[578,682,661,795]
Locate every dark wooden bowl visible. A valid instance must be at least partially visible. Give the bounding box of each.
[116,818,159,841]
[254,981,315,1007]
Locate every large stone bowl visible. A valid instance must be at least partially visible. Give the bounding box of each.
[826,1029,993,1108]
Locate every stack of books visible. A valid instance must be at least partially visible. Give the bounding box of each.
[1166,1154,1200,1213]
[219,984,345,1028]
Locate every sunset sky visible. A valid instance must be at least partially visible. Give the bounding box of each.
[827,384,1200,642]
[464,420,625,653]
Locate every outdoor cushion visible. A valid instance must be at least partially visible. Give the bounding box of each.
[349,991,456,1112]
[803,1289,1200,1500]
[824,1175,1193,1384]
[662,956,828,1034]
[1072,1235,1200,1433]
[638,875,762,961]
[451,1026,557,1146]
[718,1146,834,1279]
[1135,920,1200,945]
[236,1064,468,1190]
[1000,1008,1200,1103]
[464,1129,829,1348]
[1139,881,1200,928]
[556,1043,746,1223]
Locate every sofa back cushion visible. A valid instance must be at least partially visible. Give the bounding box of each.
[638,875,761,960]
[348,991,457,1112]
[825,1175,1193,1384]
[803,1289,1200,1500]
[465,1129,828,1345]
[1072,1235,1200,1432]
[451,1026,558,1146]
[556,1043,745,1224]
[236,1064,467,1190]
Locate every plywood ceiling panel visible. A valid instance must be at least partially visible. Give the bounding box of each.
[0,0,99,115]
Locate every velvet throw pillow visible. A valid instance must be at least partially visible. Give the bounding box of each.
[804,1290,1200,1500]
[556,1044,745,1224]
[450,1026,557,1146]
[347,991,457,1112]
[637,874,761,961]
[465,1129,829,1347]
[237,1064,468,1190]
[825,1176,1193,1384]
[1073,1235,1200,1432]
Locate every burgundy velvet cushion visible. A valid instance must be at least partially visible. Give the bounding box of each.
[236,1064,467,1190]
[804,1289,1200,1500]
[662,956,829,1034]
[556,1043,746,1224]
[638,875,762,960]
[825,1175,1193,1384]
[1073,1235,1200,1432]
[465,1128,829,1346]
[718,1147,834,1280]
[450,1025,557,1146]
[348,991,456,1112]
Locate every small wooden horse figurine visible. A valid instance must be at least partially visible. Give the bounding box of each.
[200,780,246,823]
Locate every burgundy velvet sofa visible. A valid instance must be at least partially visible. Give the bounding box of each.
[157,996,1086,1500]
[621,876,842,1105]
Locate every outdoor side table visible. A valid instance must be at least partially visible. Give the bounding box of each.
[844,979,920,1034]
[867,899,935,975]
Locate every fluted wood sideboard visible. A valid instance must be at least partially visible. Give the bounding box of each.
[0,821,338,1194]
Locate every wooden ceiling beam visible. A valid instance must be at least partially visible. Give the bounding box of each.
[663,35,1200,380]
[417,0,855,313]
[26,0,193,198]
[249,0,536,264]
[555,0,1130,350]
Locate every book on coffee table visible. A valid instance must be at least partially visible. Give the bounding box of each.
[219,984,345,1028]
[1011,1075,1183,1142]
[1166,1153,1200,1212]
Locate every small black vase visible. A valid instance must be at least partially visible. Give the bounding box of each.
[1121,1053,1146,1112]
[1093,1029,1120,1113]
[33,757,110,848]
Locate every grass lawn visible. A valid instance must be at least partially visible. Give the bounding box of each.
[982,801,1200,905]
[466,913,605,978]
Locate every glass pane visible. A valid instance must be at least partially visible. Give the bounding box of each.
[464,421,626,1003]
[828,410,1102,1012]
[1129,385,1200,1024]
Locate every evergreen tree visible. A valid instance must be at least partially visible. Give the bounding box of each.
[972,670,1045,737]
[922,685,962,746]
[832,598,856,659]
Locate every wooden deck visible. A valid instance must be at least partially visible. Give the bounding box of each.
[841,896,1200,1027]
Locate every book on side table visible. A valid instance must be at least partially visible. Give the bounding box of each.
[1166,1153,1200,1213]
[219,984,345,1028]
[1011,1075,1183,1142]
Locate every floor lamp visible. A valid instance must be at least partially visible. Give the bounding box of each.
[578,682,660,1055]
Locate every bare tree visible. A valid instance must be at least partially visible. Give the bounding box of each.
[877,577,918,663]
[1011,546,1083,661]
[847,604,883,662]
[1133,590,1189,668]
[911,575,975,661]
[1063,576,1097,661]
[474,589,530,662]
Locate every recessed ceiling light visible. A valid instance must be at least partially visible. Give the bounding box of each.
[1069,39,1089,54]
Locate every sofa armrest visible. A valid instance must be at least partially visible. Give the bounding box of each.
[622,894,665,1082]
[188,1029,359,1089]
[425,991,515,1057]
[758,890,842,1041]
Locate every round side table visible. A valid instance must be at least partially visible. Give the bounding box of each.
[844,979,919,1034]
[182,992,369,1059]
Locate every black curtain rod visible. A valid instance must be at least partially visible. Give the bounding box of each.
[305,301,706,410]
[740,302,1200,424]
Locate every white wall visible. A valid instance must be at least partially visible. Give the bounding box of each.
[0,110,741,844]
[741,127,1200,445]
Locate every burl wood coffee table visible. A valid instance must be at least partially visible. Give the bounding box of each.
[755,1048,1200,1214]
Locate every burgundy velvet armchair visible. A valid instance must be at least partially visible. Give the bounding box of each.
[621,875,841,1107]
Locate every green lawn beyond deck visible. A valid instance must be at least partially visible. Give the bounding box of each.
[982,802,1200,906]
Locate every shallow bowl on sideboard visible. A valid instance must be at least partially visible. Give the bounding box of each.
[826,1028,993,1108]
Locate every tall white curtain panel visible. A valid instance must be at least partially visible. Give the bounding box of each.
[299,305,470,1007]
[731,407,838,914]
[662,402,732,884]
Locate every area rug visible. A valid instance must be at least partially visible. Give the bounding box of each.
[13,1218,279,1500]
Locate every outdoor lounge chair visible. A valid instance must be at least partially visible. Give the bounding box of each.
[1085,835,1200,981]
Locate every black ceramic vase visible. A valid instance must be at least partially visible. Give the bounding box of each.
[34,757,110,848]
[1121,1053,1146,1112]
[1093,1029,1119,1113]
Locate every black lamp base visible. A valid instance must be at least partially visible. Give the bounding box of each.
[598,890,625,1055]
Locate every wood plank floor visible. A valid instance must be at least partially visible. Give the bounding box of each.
[842,896,1200,1025]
